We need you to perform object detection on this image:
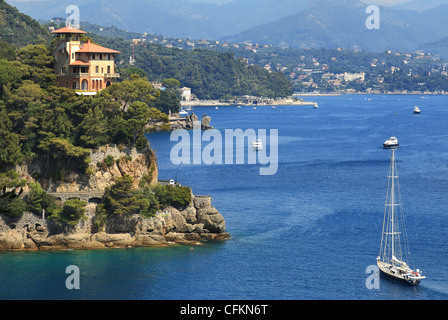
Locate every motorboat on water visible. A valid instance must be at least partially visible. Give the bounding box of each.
[414,106,421,114]
[383,137,399,149]
[179,109,188,116]
[251,139,263,151]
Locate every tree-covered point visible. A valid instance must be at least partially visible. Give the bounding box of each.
[0,44,171,178]
[94,175,193,231]
[134,47,293,100]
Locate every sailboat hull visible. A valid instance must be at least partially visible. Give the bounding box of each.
[377,261,424,286]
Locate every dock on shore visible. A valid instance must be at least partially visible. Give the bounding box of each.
[181,96,318,107]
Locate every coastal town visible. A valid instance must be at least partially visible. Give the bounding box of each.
[42,18,448,98]
[118,29,448,96]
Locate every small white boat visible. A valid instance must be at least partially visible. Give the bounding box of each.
[179,109,188,116]
[313,103,318,109]
[251,139,263,151]
[237,105,241,108]
[414,106,421,114]
[253,107,257,110]
[215,107,219,110]
[185,106,193,111]
[383,137,399,149]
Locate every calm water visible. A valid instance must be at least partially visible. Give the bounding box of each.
[1,95,448,300]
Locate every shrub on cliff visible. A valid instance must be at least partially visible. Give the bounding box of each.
[152,184,192,210]
[96,175,159,220]
[0,192,26,217]
[0,170,26,217]
[59,198,87,226]
[26,181,61,217]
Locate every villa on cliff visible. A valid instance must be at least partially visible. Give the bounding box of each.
[51,25,121,94]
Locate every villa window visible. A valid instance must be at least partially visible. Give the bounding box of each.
[96,66,99,73]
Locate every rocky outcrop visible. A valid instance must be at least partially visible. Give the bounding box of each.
[0,195,230,251]
[201,115,212,130]
[15,144,158,194]
[163,113,213,131]
[1,142,229,251]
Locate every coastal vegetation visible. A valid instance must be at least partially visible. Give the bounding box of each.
[78,21,448,95]
[94,175,192,230]
[90,32,293,100]
[0,0,50,47]
[0,42,167,223]
[0,0,293,226]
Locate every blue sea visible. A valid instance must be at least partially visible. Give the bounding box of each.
[1,94,448,300]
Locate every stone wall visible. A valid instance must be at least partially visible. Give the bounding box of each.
[89,144,140,165]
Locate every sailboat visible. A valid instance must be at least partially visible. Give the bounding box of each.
[377,148,426,285]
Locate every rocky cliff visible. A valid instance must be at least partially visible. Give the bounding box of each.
[0,194,229,251]
[15,144,158,194]
[0,144,230,251]
[153,113,213,131]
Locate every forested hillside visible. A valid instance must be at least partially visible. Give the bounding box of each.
[0,0,50,47]
[91,34,293,100]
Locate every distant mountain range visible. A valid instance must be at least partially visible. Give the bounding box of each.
[392,0,448,12]
[6,0,311,39]
[223,0,448,53]
[6,0,448,54]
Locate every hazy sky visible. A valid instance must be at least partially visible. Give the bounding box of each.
[6,0,419,7]
[9,0,413,3]
[361,0,412,6]
[191,0,414,4]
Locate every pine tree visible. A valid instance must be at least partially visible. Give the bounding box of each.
[78,106,108,148]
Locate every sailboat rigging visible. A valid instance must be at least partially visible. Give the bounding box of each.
[377,148,426,285]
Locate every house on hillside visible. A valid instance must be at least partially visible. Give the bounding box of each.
[181,87,192,101]
[51,25,121,94]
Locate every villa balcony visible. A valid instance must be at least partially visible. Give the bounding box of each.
[70,73,90,78]
[105,73,120,78]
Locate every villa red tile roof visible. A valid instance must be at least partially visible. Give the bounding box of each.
[51,26,87,34]
[70,60,90,66]
[76,39,121,54]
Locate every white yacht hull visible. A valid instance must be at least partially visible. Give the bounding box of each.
[377,261,425,286]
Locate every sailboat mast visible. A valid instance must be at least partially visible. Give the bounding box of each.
[390,148,395,259]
